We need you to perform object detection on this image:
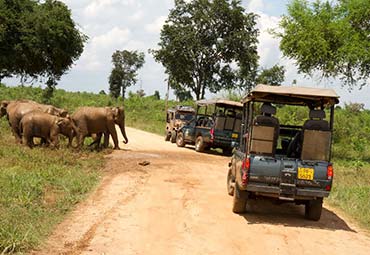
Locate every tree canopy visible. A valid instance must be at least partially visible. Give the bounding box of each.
[256,65,285,86]
[151,0,259,100]
[109,50,145,99]
[0,0,87,99]
[276,0,370,88]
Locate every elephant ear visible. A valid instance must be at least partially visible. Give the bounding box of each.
[0,101,9,117]
[59,109,69,117]
[112,107,120,121]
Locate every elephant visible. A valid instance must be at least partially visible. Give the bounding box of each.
[72,106,128,150]
[5,100,68,143]
[1,99,36,119]
[20,111,77,149]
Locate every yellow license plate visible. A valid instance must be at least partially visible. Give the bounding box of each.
[298,168,314,180]
[232,133,238,139]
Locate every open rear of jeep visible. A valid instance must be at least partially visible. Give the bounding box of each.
[227,84,339,220]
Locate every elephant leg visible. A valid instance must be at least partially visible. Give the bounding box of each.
[12,124,22,144]
[103,132,110,148]
[88,133,102,150]
[108,125,120,150]
[77,131,88,149]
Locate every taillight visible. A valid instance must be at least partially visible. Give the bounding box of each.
[210,128,214,142]
[241,158,250,185]
[327,164,333,180]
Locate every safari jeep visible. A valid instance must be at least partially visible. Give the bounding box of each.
[176,99,243,155]
[227,84,339,221]
[165,105,195,143]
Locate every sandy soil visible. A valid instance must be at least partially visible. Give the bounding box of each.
[33,127,370,255]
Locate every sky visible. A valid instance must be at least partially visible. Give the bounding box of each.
[3,0,370,107]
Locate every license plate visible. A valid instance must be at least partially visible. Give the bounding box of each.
[232,133,238,139]
[298,168,314,180]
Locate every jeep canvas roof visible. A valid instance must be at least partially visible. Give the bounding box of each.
[196,99,243,108]
[242,84,340,106]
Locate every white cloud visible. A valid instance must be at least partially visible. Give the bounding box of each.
[246,0,265,13]
[145,16,167,34]
[76,27,131,71]
[91,27,131,49]
[256,13,282,68]
[83,0,136,17]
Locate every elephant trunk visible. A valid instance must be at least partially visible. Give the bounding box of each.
[119,123,128,144]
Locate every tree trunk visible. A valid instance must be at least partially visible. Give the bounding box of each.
[121,86,125,101]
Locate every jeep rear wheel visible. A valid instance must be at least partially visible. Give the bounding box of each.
[176,132,186,147]
[227,168,235,196]
[305,198,323,221]
[232,184,247,213]
[195,136,205,152]
[170,131,177,143]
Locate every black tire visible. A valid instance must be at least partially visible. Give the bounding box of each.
[305,199,323,221]
[176,132,186,147]
[195,136,206,152]
[227,168,235,196]
[165,131,170,141]
[223,147,233,156]
[232,184,247,213]
[170,131,177,143]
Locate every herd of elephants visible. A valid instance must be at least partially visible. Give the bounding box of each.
[0,99,129,150]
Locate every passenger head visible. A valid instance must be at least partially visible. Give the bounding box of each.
[261,103,276,117]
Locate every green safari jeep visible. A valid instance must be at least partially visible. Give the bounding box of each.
[176,99,243,155]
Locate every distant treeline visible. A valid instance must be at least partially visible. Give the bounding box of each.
[1,83,369,161]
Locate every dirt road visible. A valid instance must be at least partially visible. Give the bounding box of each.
[36,127,370,255]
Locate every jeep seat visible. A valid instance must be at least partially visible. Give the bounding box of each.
[250,103,280,156]
[301,110,331,161]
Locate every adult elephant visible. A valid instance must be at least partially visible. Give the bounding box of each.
[20,111,77,149]
[72,106,128,150]
[5,100,68,143]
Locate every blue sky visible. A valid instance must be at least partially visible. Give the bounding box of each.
[3,0,370,107]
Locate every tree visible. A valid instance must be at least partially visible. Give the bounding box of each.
[0,0,87,102]
[174,87,193,102]
[153,90,160,100]
[151,0,259,100]
[256,65,285,86]
[276,0,370,89]
[109,50,145,99]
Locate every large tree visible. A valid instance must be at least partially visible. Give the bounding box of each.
[0,0,87,101]
[109,50,145,99]
[276,0,370,88]
[256,65,285,86]
[151,0,259,100]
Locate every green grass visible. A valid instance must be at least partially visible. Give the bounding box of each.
[328,161,370,229]
[0,118,105,253]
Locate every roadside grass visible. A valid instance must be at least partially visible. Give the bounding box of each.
[0,118,105,253]
[328,161,370,230]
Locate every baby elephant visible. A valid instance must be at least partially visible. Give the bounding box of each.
[20,111,77,148]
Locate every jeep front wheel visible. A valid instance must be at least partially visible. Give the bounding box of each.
[170,131,177,143]
[176,132,186,147]
[195,136,205,152]
[165,131,170,141]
